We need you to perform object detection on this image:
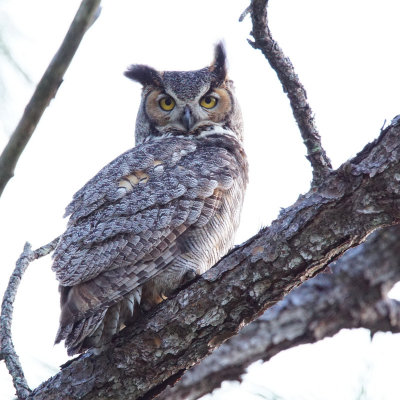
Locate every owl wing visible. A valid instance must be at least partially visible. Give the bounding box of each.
[52,137,238,295]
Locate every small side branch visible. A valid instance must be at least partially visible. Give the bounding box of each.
[245,0,332,186]
[0,237,59,399]
[0,244,33,399]
[0,0,101,198]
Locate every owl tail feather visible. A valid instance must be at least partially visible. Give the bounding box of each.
[55,289,142,356]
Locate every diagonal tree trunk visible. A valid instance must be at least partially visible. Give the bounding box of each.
[3,1,400,399]
[158,225,400,400]
[29,119,400,399]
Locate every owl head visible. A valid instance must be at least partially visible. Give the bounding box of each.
[125,43,243,145]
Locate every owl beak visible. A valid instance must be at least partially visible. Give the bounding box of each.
[181,105,195,132]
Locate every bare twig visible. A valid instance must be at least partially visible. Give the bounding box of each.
[0,0,102,198]
[239,5,251,22]
[245,0,332,186]
[0,237,59,399]
[158,226,400,400]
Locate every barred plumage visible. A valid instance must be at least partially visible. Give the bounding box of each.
[52,43,248,355]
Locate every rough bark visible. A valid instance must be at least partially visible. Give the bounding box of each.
[28,119,400,399]
[3,1,400,398]
[248,0,332,186]
[0,239,59,399]
[158,225,400,400]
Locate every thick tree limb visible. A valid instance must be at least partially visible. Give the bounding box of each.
[0,0,101,198]
[158,225,400,400]
[29,119,400,399]
[0,238,59,399]
[246,0,332,186]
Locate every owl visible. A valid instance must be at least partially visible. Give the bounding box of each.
[52,43,248,356]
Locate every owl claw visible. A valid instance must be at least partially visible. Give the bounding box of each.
[182,269,197,285]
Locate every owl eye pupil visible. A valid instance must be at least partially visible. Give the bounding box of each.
[200,95,217,109]
[159,96,175,111]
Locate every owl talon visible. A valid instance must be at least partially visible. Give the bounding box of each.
[181,270,198,286]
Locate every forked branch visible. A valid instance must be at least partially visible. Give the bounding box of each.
[244,0,332,186]
[2,2,400,400]
[29,118,400,399]
[0,238,59,399]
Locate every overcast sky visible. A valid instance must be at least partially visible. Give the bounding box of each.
[1,1,400,399]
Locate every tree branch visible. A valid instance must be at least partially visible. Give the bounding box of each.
[158,225,400,399]
[0,0,101,198]
[3,2,399,399]
[0,238,59,399]
[28,118,400,399]
[246,0,332,186]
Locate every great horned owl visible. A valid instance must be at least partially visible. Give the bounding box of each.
[52,43,248,355]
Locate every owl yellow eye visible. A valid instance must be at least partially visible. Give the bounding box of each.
[200,95,218,109]
[159,96,175,111]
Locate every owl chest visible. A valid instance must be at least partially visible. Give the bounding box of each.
[141,175,246,310]
[184,175,246,268]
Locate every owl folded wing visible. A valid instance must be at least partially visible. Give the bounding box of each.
[52,137,238,299]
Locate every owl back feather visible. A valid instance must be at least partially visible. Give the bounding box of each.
[53,43,248,355]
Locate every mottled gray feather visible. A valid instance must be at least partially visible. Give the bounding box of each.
[53,43,248,356]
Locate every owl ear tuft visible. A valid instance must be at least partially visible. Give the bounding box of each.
[210,42,227,85]
[124,65,162,87]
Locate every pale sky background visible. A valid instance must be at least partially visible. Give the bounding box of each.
[1,1,400,399]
